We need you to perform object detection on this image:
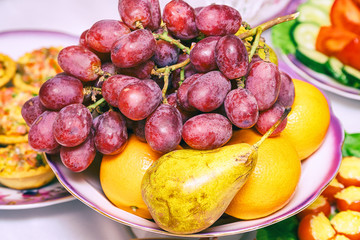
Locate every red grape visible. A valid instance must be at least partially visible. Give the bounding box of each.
[224,88,259,128]
[21,96,47,126]
[153,39,179,68]
[276,71,295,108]
[215,35,249,79]
[53,104,92,147]
[195,4,242,36]
[58,45,101,81]
[94,110,128,155]
[167,92,194,123]
[145,104,183,153]
[182,113,232,150]
[86,19,131,53]
[28,111,60,152]
[187,71,231,112]
[176,73,203,111]
[79,29,110,62]
[255,103,288,136]
[117,60,155,79]
[245,60,281,111]
[163,0,198,40]
[39,73,83,111]
[190,36,221,72]
[111,29,156,68]
[132,119,146,142]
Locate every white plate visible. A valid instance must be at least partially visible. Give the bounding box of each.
[0,30,78,209]
[47,108,343,238]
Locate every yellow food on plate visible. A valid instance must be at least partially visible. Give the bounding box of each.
[0,143,55,189]
[0,53,16,88]
[13,46,63,94]
[0,87,33,144]
[281,79,331,160]
[225,128,301,220]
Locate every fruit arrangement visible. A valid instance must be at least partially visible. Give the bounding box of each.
[21,0,332,235]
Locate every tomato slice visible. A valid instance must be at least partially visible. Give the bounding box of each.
[330,0,360,35]
[336,37,360,70]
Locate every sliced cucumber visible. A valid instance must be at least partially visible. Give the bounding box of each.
[297,3,331,26]
[308,0,335,13]
[325,57,350,85]
[291,22,320,50]
[343,66,360,89]
[295,46,329,73]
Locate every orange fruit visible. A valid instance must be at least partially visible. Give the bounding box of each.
[225,128,301,220]
[281,79,330,160]
[100,135,164,219]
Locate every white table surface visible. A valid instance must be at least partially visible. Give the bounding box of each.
[0,0,359,240]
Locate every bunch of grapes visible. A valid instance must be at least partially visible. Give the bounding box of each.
[21,0,296,172]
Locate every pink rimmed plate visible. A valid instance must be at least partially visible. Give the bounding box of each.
[46,108,343,238]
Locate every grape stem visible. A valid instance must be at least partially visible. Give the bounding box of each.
[237,12,300,40]
[248,27,263,62]
[87,97,106,111]
[153,57,191,74]
[153,32,191,55]
[162,67,171,104]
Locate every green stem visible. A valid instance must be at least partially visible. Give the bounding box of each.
[87,97,106,111]
[153,32,191,55]
[155,57,190,74]
[248,27,263,62]
[162,67,171,104]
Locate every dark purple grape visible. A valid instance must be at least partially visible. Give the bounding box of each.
[132,119,146,142]
[187,71,231,112]
[94,110,128,155]
[39,73,83,111]
[224,88,259,128]
[163,0,198,40]
[172,53,198,89]
[167,92,194,123]
[255,103,288,137]
[53,104,92,147]
[189,36,220,72]
[117,60,155,79]
[102,74,140,107]
[21,96,47,126]
[215,35,249,79]
[28,111,60,152]
[118,0,161,30]
[86,19,131,53]
[118,79,162,120]
[276,71,295,108]
[101,62,118,75]
[195,4,242,36]
[245,60,281,111]
[58,45,101,82]
[153,39,179,68]
[60,130,96,172]
[145,104,183,153]
[111,29,156,68]
[182,113,232,150]
[176,73,203,111]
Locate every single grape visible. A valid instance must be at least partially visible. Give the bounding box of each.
[182,113,232,150]
[153,39,179,68]
[21,96,47,126]
[118,0,161,30]
[117,60,155,79]
[58,45,101,82]
[79,29,110,62]
[28,111,60,152]
[195,4,242,36]
[255,103,288,137]
[163,0,198,40]
[176,73,203,111]
[118,79,162,120]
[86,19,131,53]
[60,130,96,172]
[188,71,231,112]
[94,110,128,155]
[167,92,194,123]
[215,35,249,79]
[111,29,156,68]
[224,88,259,128]
[276,71,295,108]
[132,119,146,142]
[39,73,83,111]
[145,104,183,153]
[102,74,140,107]
[245,60,281,111]
[189,36,221,72]
[53,104,92,147]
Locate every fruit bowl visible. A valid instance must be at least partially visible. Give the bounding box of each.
[46,109,343,238]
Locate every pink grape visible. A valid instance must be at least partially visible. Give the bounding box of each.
[145,104,183,153]
[255,103,288,137]
[28,111,60,152]
[224,88,259,128]
[79,29,110,62]
[60,130,96,172]
[195,4,242,36]
[182,113,232,150]
[21,96,47,126]
[153,39,179,68]
[58,45,101,81]
[39,73,83,111]
[187,71,231,112]
[111,29,156,68]
[86,19,131,53]
[276,71,295,108]
[117,60,155,79]
[94,111,128,155]
[176,73,203,111]
[215,35,249,79]
[190,36,221,72]
[53,104,92,147]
